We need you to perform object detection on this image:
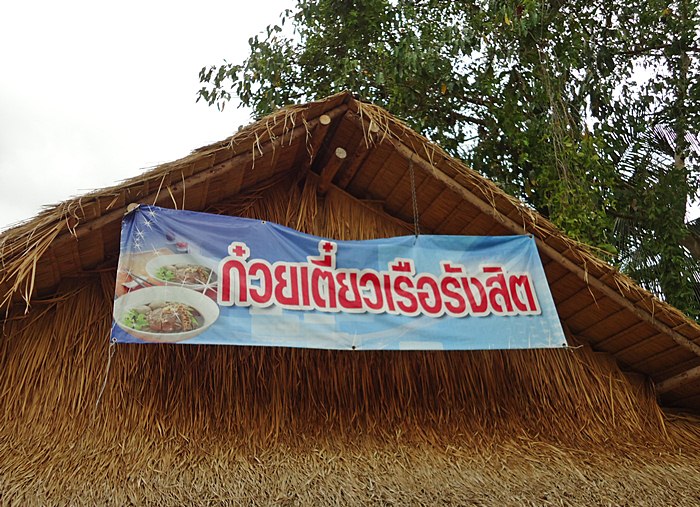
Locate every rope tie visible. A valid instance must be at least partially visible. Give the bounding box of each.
[409,159,420,241]
[95,337,117,408]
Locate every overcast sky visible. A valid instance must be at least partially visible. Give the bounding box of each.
[0,0,293,231]
[4,2,698,234]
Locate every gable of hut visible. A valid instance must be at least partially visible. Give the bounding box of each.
[1,92,699,504]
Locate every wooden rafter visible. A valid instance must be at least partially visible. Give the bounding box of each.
[318,147,347,195]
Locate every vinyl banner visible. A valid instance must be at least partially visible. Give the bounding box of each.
[111,205,567,350]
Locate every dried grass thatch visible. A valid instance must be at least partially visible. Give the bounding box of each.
[1,175,700,504]
[3,93,699,412]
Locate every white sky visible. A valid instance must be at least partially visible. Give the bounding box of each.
[2,2,697,232]
[0,0,293,231]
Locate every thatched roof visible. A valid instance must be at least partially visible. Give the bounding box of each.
[2,92,700,504]
[2,91,699,411]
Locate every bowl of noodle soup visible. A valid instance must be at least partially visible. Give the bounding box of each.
[145,253,218,291]
[114,286,219,342]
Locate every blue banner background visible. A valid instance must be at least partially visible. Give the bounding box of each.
[111,205,567,350]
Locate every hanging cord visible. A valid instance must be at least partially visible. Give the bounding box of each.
[409,160,421,241]
[95,336,117,408]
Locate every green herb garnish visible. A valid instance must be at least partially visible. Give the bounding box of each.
[123,309,149,330]
[156,266,175,281]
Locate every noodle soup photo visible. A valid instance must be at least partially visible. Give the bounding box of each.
[114,286,219,342]
[145,253,218,291]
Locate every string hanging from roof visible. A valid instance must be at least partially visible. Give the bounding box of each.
[409,160,420,240]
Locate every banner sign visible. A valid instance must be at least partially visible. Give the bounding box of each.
[111,205,567,350]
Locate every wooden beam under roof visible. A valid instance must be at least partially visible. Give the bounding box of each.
[318,147,347,195]
[656,364,700,394]
[305,113,333,169]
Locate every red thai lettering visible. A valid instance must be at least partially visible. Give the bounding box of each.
[248,261,272,306]
[219,258,249,306]
[414,275,442,316]
[337,271,362,310]
[463,277,489,315]
[509,274,540,314]
[360,272,384,312]
[311,268,337,310]
[382,273,396,313]
[300,265,310,307]
[216,240,543,320]
[440,276,467,316]
[484,266,514,315]
[274,264,301,307]
[393,275,419,315]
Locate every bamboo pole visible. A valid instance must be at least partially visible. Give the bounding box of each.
[336,133,373,189]
[318,147,347,195]
[306,114,333,169]
[656,364,700,394]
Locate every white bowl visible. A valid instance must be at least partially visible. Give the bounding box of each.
[114,286,220,343]
[145,253,218,291]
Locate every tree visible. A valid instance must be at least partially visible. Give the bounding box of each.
[198,0,700,316]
